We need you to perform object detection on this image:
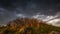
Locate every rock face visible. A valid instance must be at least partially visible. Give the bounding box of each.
[7,17,42,27]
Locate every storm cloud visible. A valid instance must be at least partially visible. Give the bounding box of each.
[0,0,60,25]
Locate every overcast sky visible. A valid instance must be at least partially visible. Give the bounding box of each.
[0,0,60,25]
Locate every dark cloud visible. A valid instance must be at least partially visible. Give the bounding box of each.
[0,0,60,24]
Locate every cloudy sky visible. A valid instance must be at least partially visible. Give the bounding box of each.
[0,0,60,26]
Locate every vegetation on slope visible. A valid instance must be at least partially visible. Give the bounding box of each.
[0,17,60,34]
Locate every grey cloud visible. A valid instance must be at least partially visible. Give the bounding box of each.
[0,0,60,24]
